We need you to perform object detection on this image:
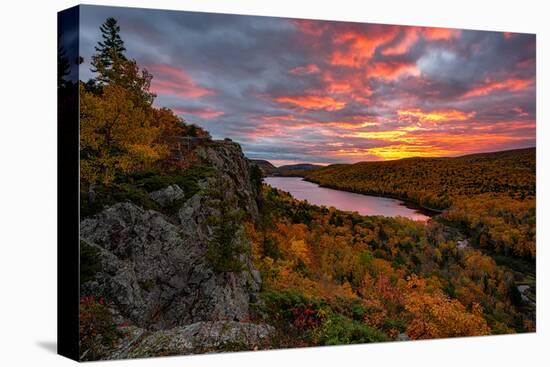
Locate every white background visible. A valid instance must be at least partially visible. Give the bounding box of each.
[0,0,547,365]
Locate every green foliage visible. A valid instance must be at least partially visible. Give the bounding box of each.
[318,313,388,345]
[204,175,249,273]
[80,182,158,218]
[91,17,127,84]
[258,290,317,325]
[81,165,216,217]
[257,291,387,347]
[79,296,121,361]
[359,249,374,267]
[133,165,215,197]
[80,241,101,284]
[250,164,264,191]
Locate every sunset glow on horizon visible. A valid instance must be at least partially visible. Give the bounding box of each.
[80,7,536,164]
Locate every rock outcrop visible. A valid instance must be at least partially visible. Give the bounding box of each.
[149,184,184,207]
[80,140,264,338]
[196,141,260,220]
[110,321,274,359]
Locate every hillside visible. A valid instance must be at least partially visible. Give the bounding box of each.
[305,148,536,259]
[277,163,323,176]
[249,160,322,177]
[249,159,278,176]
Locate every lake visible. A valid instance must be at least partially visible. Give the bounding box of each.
[264,177,431,222]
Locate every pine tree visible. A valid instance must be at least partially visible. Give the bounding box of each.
[204,175,249,273]
[91,17,127,84]
[57,43,71,89]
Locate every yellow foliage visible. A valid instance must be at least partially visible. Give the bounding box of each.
[404,277,490,339]
[80,84,167,185]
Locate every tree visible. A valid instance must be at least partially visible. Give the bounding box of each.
[403,276,490,339]
[57,43,71,89]
[204,175,249,273]
[80,83,167,186]
[91,17,127,84]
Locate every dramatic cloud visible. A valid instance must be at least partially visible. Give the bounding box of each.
[147,64,215,98]
[80,5,536,164]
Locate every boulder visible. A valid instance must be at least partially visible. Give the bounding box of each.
[80,201,261,330]
[148,184,184,207]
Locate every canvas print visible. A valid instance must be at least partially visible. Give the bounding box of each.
[58,4,535,361]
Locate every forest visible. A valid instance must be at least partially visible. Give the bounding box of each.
[305,149,536,260]
[244,186,534,346]
[69,17,536,359]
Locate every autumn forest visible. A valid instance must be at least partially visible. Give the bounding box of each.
[63,8,536,361]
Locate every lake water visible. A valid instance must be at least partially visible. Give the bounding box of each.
[264,177,431,222]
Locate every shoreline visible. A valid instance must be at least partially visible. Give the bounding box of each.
[264,175,441,219]
[300,177,444,216]
[267,175,443,217]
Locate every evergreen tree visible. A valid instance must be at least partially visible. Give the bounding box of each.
[91,17,127,84]
[57,43,71,89]
[204,175,248,273]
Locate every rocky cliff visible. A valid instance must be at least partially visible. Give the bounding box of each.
[80,140,270,356]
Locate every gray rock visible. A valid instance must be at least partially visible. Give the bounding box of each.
[149,184,185,207]
[111,321,274,359]
[80,201,261,330]
[397,333,410,341]
[197,141,260,221]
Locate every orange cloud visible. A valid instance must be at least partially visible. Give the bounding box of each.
[421,27,460,40]
[330,50,360,67]
[367,61,420,80]
[274,95,347,111]
[289,64,321,75]
[147,64,214,98]
[331,27,399,67]
[463,78,533,98]
[172,106,224,119]
[322,72,354,94]
[397,108,476,122]
[382,28,419,56]
[351,130,408,140]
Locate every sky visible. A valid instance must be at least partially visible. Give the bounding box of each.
[79,5,536,166]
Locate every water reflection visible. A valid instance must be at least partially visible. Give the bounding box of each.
[264,177,430,222]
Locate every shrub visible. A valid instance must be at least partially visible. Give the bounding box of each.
[80,183,157,217]
[137,165,215,197]
[79,296,121,361]
[292,303,324,330]
[258,290,316,325]
[318,313,388,346]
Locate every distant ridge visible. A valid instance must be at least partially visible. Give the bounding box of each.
[249,160,323,177]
